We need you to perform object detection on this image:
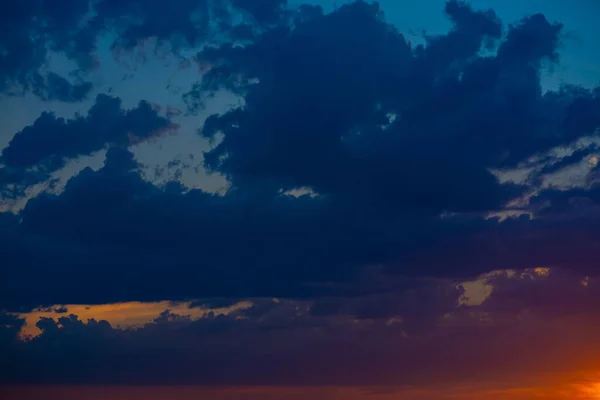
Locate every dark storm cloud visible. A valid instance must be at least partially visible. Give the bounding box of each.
[0,168,49,199]
[0,313,23,344]
[0,0,93,101]
[0,93,176,193]
[97,0,291,51]
[194,0,589,220]
[309,280,461,334]
[396,209,600,279]
[231,0,288,24]
[189,0,599,276]
[421,0,502,68]
[477,268,600,317]
[461,185,600,276]
[2,305,395,385]
[530,184,600,216]
[0,147,440,309]
[0,312,23,381]
[95,0,212,51]
[31,72,94,103]
[2,1,600,313]
[5,278,600,386]
[0,296,463,385]
[4,0,600,390]
[0,0,289,100]
[529,144,598,182]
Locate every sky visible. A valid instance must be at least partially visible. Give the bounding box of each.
[1,0,600,399]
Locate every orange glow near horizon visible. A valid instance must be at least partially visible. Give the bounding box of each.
[576,382,600,399]
[1,382,599,400]
[9,273,600,399]
[15,300,253,339]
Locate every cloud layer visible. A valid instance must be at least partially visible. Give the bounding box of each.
[1,0,600,389]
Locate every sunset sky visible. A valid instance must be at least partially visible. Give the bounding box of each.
[1,0,600,399]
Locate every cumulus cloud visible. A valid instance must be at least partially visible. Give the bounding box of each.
[0,0,291,100]
[1,147,429,308]
[1,0,600,388]
[194,0,592,220]
[1,1,600,309]
[0,93,176,196]
[0,0,96,100]
[4,279,600,387]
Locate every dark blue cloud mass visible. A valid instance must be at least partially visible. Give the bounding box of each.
[0,94,176,199]
[0,0,600,315]
[0,0,96,100]
[194,0,591,220]
[0,0,291,100]
[2,1,600,390]
[4,273,600,386]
